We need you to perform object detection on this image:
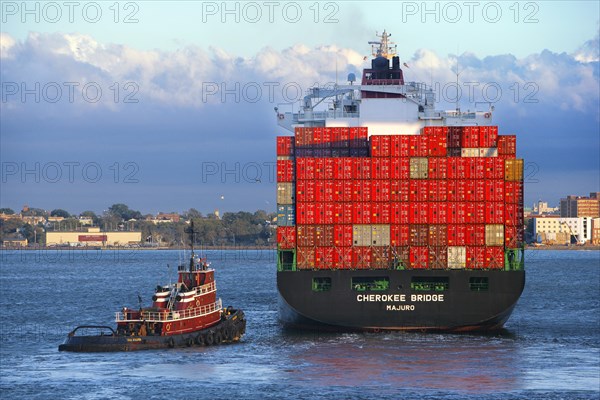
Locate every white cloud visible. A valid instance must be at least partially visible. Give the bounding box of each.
[1,31,598,114]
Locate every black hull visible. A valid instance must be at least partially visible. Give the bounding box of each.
[278,270,525,332]
[59,310,246,352]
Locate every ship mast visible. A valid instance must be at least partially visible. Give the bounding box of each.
[368,30,397,59]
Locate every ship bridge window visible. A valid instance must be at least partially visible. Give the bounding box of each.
[312,277,332,292]
[411,277,449,292]
[469,277,489,292]
[351,277,390,292]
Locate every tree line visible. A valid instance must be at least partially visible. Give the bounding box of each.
[0,204,276,247]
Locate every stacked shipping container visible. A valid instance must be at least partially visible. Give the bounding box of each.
[277,126,524,270]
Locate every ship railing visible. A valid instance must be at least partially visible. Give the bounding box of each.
[195,281,216,295]
[296,110,360,121]
[115,299,223,323]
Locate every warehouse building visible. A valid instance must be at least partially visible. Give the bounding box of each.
[46,227,141,247]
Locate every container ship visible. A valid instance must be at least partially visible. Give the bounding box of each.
[274,31,525,331]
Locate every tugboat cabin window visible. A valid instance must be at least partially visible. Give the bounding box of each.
[352,277,390,292]
[312,277,332,292]
[411,277,449,292]
[469,277,489,292]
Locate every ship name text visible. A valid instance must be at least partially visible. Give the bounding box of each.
[356,294,444,302]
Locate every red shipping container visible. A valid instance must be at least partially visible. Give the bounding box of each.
[322,127,333,147]
[473,180,485,202]
[398,135,411,157]
[485,180,504,202]
[277,159,294,182]
[300,179,316,203]
[297,202,316,225]
[473,159,485,180]
[505,225,518,248]
[332,181,344,202]
[352,247,372,269]
[409,246,429,269]
[391,202,410,224]
[497,135,517,156]
[352,158,372,179]
[504,203,519,226]
[479,126,498,148]
[410,226,430,247]
[391,180,409,202]
[372,180,391,202]
[315,225,334,247]
[466,246,485,269]
[485,246,505,269]
[428,158,448,179]
[339,158,354,180]
[314,203,334,225]
[447,224,467,246]
[322,158,335,180]
[333,247,352,269]
[464,203,475,224]
[428,225,448,246]
[474,203,485,224]
[371,247,391,269]
[352,202,372,224]
[341,182,353,203]
[465,224,485,246]
[371,202,391,224]
[428,133,448,157]
[391,157,410,180]
[312,127,323,148]
[333,224,353,247]
[297,247,315,270]
[371,135,391,157]
[428,180,448,202]
[296,158,315,180]
[463,180,476,202]
[448,203,466,224]
[352,180,372,202]
[408,135,419,157]
[505,182,523,204]
[447,158,459,179]
[277,226,296,249]
[455,181,467,202]
[457,158,472,180]
[297,226,315,247]
[409,203,429,224]
[485,202,504,224]
[428,203,448,224]
[391,224,409,246]
[315,247,334,269]
[447,180,458,202]
[372,158,391,179]
[428,246,448,269]
[447,127,461,148]
[409,180,429,202]
[277,136,294,156]
[332,203,352,224]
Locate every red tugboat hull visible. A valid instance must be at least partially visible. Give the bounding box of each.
[59,309,246,352]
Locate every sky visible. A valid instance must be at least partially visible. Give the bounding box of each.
[1,1,599,215]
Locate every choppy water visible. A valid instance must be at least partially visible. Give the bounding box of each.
[1,249,598,399]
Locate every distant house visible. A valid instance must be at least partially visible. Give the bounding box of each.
[0,213,21,221]
[47,216,65,223]
[147,213,181,224]
[2,233,28,247]
[78,217,94,226]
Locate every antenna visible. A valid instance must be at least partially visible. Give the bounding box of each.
[453,46,463,113]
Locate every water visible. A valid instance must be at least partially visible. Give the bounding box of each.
[1,249,598,399]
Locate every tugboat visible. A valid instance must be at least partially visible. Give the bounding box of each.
[59,223,246,352]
